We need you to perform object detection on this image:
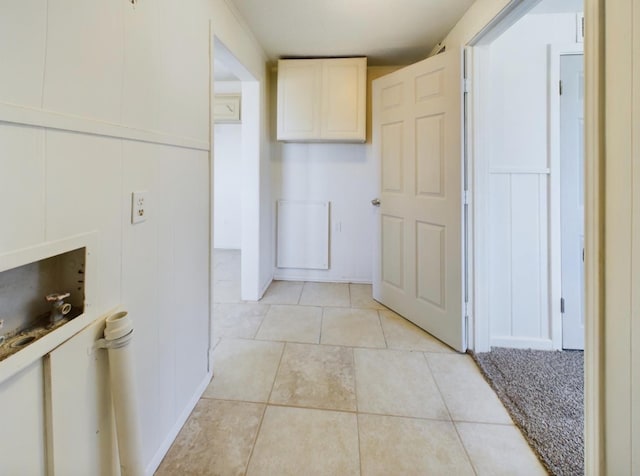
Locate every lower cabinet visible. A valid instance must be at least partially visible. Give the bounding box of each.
[0,318,119,476]
[45,318,119,476]
[0,359,47,476]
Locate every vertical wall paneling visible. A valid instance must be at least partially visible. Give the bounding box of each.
[538,173,550,339]
[157,0,209,142]
[510,174,542,338]
[122,0,162,132]
[122,140,163,462]
[166,149,210,411]
[0,124,45,253]
[0,0,47,108]
[43,0,124,123]
[45,131,124,313]
[488,174,512,337]
[0,0,276,472]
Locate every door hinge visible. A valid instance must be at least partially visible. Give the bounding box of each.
[561,297,565,313]
[464,190,470,205]
[463,78,471,94]
[559,80,563,95]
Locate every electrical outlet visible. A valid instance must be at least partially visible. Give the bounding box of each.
[131,191,148,224]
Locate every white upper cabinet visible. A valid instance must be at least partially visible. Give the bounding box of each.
[277,57,367,142]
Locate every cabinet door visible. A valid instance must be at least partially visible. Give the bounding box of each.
[277,60,322,140]
[0,360,47,475]
[46,319,119,476]
[322,58,367,141]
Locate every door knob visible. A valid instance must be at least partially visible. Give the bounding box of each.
[371,198,381,207]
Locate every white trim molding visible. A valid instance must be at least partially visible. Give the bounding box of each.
[0,102,210,151]
[583,0,604,473]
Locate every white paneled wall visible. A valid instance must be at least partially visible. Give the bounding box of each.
[488,173,549,345]
[480,11,581,350]
[43,0,124,123]
[0,0,270,472]
[0,124,45,253]
[45,131,124,312]
[0,0,47,108]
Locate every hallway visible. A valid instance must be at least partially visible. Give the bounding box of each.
[156,250,546,475]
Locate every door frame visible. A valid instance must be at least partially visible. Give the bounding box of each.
[209,30,264,373]
[550,45,585,350]
[466,18,584,353]
[464,0,604,472]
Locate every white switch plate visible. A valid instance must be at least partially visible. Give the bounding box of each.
[131,191,148,224]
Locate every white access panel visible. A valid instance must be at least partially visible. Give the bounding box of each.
[277,200,330,270]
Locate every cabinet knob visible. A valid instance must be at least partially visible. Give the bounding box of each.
[371,198,381,207]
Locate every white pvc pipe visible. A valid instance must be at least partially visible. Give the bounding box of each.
[102,311,144,476]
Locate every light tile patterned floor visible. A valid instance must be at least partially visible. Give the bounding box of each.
[156,250,547,475]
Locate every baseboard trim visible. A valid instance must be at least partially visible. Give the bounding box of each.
[272,274,372,285]
[489,337,554,351]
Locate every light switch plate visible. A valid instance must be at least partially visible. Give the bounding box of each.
[131,191,148,224]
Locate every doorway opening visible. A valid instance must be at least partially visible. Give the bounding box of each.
[467,0,585,352]
[210,37,262,353]
[465,0,586,472]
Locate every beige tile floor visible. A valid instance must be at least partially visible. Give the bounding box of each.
[156,250,547,476]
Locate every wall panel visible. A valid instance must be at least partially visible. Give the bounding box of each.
[0,0,47,107]
[0,124,45,253]
[122,0,162,132]
[45,131,123,313]
[43,0,124,123]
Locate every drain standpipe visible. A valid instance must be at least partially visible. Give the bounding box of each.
[96,311,144,476]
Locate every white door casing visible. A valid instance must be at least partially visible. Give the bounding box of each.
[372,50,465,352]
[560,53,585,350]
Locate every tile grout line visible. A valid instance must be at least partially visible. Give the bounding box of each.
[422,352,478,475]
[352,344,364,476]
[199,395,467,424]
[318,306,325,344]
[243,403,268,476]
[250,304,271,340]
[243,341,287,476]
[377,310,390,349]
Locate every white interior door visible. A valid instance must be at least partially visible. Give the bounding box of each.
[372,50,464,352]
[560,53,585,350]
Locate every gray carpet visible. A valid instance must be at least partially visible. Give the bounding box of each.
[472,348,584,476]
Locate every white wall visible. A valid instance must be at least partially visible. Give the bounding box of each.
[209,1,274,298]
[214,123,243,249]
[0,0,269,473]
[482,11,581,350]
[271,67,398,283]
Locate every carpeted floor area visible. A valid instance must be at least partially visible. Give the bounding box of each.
[472,348,584,476]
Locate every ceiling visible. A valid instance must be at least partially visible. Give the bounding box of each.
[228,0,475,66]
[214,58,240,81]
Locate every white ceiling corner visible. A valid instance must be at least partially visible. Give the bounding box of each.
[227,0,476,66]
